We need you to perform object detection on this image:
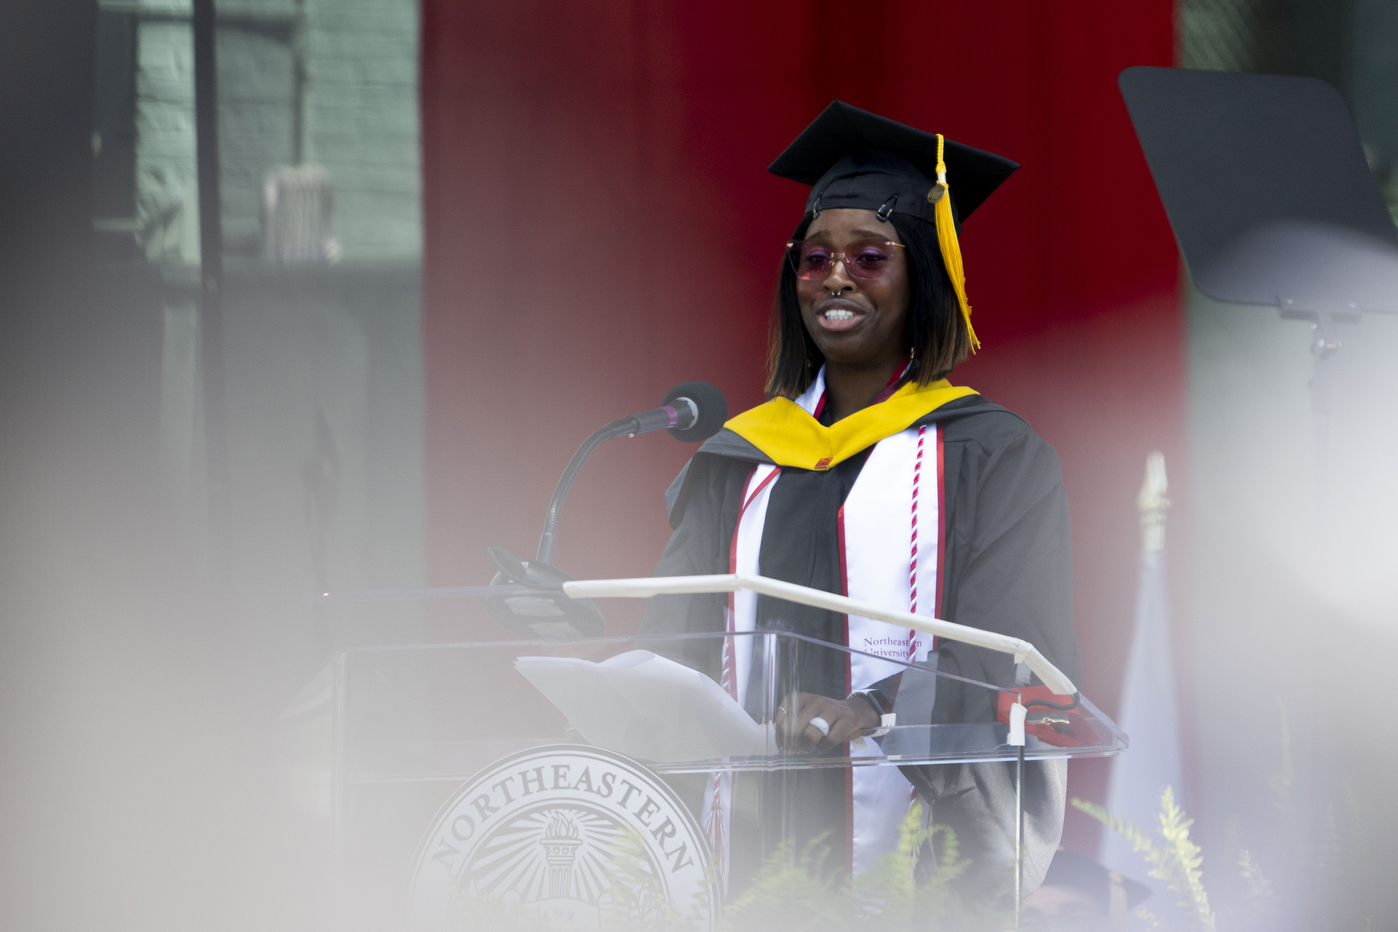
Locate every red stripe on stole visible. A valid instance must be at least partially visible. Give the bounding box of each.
[933,426,946,648]
[837,503,853,873]
[730,465,781,575]
[726,467,780,693]
[727,468,755,614]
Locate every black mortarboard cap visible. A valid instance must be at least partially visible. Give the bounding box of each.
[768,100,1020,225]
[769,101,1017,351]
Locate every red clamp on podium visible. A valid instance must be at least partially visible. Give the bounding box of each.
[997,686,1099,748]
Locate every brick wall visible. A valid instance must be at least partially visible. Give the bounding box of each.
[303,0,421,260]
[127,0,420,262]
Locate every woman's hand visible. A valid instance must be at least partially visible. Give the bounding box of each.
[774,691,880,753]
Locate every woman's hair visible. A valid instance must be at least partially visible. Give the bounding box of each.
[764,212,972,399]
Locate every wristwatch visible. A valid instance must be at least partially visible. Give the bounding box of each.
[849,688,896,736]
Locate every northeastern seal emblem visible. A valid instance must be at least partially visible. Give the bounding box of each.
[409,745,716,930]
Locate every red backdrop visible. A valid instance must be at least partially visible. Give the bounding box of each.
[420,0,1183,852]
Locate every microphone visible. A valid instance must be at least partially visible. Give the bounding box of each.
[487,381,729,637]
[534,381,728,565]
[616,381,730,442]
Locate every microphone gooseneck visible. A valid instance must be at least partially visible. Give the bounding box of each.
[534,381,728,564]
[535,418,631,565]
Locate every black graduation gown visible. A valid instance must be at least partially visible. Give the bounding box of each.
[638,393,1082,896]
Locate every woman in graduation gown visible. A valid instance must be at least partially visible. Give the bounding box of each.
[638,102,1082,901]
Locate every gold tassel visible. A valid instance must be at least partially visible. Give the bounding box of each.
[929,133,980,352]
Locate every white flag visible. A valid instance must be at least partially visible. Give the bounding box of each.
[1100,452,1185,892]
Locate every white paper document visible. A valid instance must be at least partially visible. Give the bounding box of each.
[514,650,773,762]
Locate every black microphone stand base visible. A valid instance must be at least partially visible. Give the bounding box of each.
[484,545,605,638]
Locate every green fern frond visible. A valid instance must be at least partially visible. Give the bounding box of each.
[1157,787,1215,932]
[718,808,992,932]
[1134,906,1165,932]
[600,824,693,931]
[851,804,978,927]
[1070,798,1160,860]
[1239,848,1272,901]
[928,821,969,884]
[1073,788,1216,932]
[719,833,854,932]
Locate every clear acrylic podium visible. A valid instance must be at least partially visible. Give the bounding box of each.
[314,582,1125,928]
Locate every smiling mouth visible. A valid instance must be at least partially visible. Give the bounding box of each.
[817,305,866,332]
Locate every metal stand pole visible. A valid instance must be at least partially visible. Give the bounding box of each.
[330,651,347,877]
[756,632,794,878]
[192,0,228,554]
[1309,312,1341,530]
[1281,302,1352,525]
[1014,744,1024,930]
[778,635,795,874]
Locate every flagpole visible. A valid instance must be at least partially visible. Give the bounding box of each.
[1138,451,1169,568]
[1100,452,1185,893]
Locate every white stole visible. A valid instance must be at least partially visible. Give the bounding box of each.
[712,369,942,875]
